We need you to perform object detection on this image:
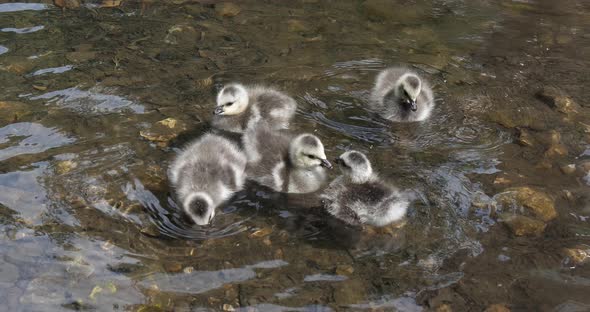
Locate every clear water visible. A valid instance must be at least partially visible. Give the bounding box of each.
[0,0,589,311]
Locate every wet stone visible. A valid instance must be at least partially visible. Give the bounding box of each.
[544,144,568,158]
[362,0,424,22]
[215,3,241,17]
[436,304,453,312]
[55,160,77,174]
[53,0,81,9]
[536,86,580,114]
[139,118,187,147]
[287,20,309,33]
[484,304,511,312]
[487,108,544,130]
[335,264,354,276]
[560,164,576,175]
[164,25,199,45]
[515,128,534,147]
[501,214,546,236]
[504,187,557,222]
[66,51,96,63]
[0,101,31,123]
[562,247,590,265]
[332,279,366,305]
[164,262,183,273]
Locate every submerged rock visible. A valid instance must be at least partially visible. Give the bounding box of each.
[562,247,590,265]
[536,86,580,114]
[515,128,534,147]
[139,118,187,147]
[164,25,199,45]
[501,214,546,236]
[0,101,32,123]
[215,3,241,17]
[500,187,557,222]
[53,0,80,9]
[484,304,511,312]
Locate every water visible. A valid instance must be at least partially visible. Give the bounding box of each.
[0,0,589,311]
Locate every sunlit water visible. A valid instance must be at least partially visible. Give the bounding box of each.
[0,0,589,311]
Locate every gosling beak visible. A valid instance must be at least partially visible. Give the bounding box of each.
[320,159,333,169]
[410,100,418,112]
[213,107,224,115]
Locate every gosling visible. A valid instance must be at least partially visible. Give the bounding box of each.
[321,150,409,227]
[168,133,247,225]
[242,122,332,193]
[369,67,434,122]
[212,83,297,133]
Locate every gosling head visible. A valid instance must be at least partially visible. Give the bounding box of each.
[183,192,215,226]
[289,134,332,170]
[395,73,422,112]
[334,150,373,183]
[214,84,249,116]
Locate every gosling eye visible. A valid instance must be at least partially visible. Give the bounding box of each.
[225,101,235,106]
[305,154,316,159]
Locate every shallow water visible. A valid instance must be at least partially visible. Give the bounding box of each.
[0,0,589,311]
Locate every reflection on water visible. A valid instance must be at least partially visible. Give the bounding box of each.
[30,65,73,76]
[1,25,44,34]
[0,3,47,13]
[0,0,588,310]
[0,122,75,162]
[30,87,145,114]
[0,162,47,225]
[141,260,288,294]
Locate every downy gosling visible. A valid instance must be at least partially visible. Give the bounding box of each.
[212,83,297,133]
[169,133,247,225]
[242,122,332,193]
[321,150,409,227]
[369,67,434,122]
